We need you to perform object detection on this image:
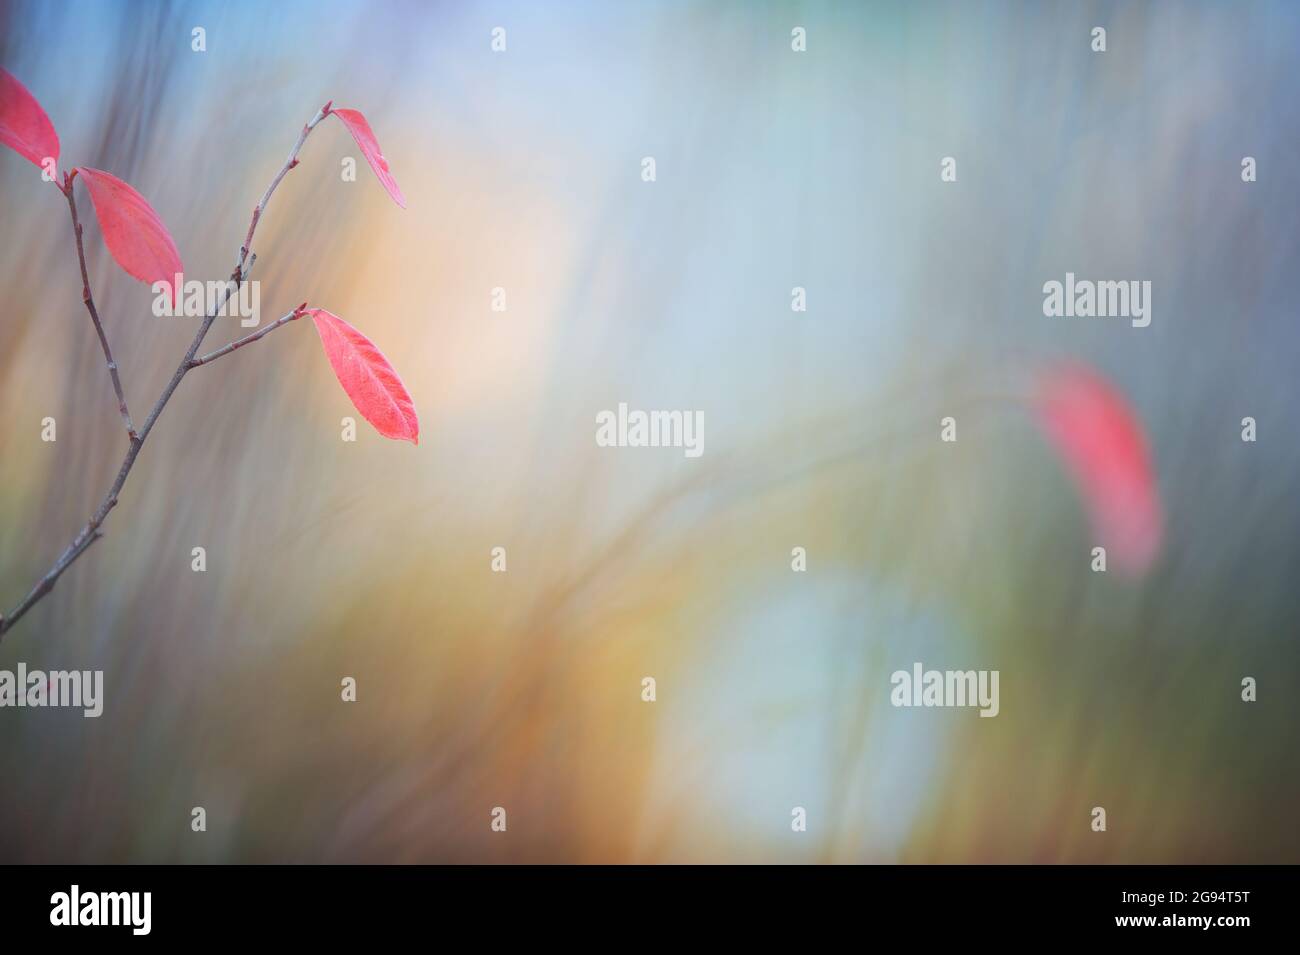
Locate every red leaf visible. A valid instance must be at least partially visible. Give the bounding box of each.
[331,108,406,208]
[309,308,418,444]
[1032,361,1162,576]
[76,166,183,304]
[0,67,60,170]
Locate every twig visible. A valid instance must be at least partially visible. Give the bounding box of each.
[0,258,252,640]
[0,101,333,641]
[188,304,308,368]
[0,531,107,637]
[62,171,137,440]
[239,101,331,276]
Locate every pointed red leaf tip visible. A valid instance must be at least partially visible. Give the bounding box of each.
[0,67,60,169]
[76,167,184,306]
[1032,361,1163,577]
[308,309,418,444]
[331,108,406,208]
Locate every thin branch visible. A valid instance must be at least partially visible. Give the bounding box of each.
[0,257,254,641]
[63,172,137,440]
[0,531,107,636]
[239,101,332,276]
[1,101,333,641]
[188,304,307,368]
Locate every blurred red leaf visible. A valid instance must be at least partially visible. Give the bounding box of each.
[76,166,183,304]
[332,107,406,208]
[1032,362,1162,576]
[309,308,418,444]
[0,67,60,170]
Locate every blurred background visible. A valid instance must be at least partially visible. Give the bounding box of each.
[1,0,1297,863]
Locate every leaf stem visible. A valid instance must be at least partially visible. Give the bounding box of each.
[188,306,307,368]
